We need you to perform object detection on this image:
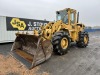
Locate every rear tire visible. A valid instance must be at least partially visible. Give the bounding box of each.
[52,31,71,55]
[76,32,89,48]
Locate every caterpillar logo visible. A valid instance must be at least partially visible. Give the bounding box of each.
[10,18,26,30]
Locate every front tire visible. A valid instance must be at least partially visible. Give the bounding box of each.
[52,31,71,55]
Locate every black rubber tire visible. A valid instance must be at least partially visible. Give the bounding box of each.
[52,31,71,55]
[76,31,89,48]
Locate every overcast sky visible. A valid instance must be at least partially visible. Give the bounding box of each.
[0,0,100,26]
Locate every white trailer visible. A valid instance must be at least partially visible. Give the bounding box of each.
[0,16,49,43]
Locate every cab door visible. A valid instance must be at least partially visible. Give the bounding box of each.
[70,11,77,41]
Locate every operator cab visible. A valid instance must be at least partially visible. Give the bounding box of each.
[56,10,68,24]
[56,8,76,25]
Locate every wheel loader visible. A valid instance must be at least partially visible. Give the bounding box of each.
[11,8,89,69]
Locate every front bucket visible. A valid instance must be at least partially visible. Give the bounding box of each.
[10,34,53,69]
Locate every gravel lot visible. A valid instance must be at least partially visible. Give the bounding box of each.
[0,31,100,75]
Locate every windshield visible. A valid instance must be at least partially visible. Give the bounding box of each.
[56,11,68,23]
[57,15,62,20]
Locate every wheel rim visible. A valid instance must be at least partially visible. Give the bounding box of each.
[61,38,68,49]
[84,35,88,44]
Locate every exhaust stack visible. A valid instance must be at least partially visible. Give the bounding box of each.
[77,12,79,23]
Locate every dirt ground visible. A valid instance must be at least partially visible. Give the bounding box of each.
[0,54,49,75]
[0,31,100,75]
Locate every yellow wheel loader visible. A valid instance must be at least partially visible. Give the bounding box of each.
[11,8,89,69]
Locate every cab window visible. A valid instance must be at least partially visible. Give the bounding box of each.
[70,13,75,24]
